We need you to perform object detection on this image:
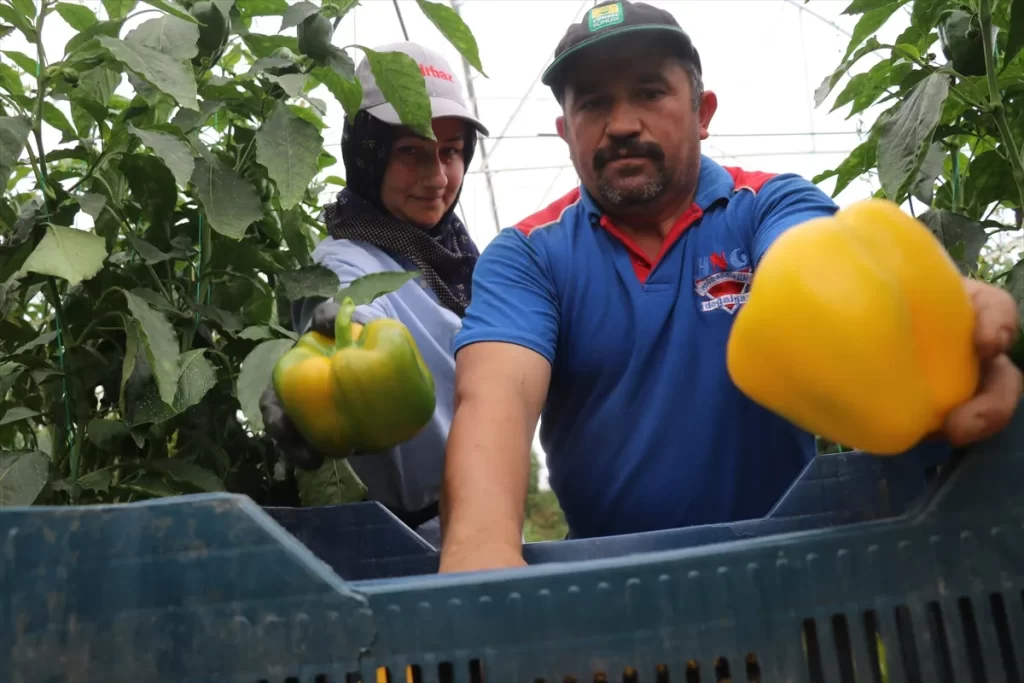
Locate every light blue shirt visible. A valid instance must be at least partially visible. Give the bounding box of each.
[291,237,460,514]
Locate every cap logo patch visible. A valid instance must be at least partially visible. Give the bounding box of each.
[587,2,624,31]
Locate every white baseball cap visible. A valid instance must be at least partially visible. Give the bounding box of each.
[355,41,490,137]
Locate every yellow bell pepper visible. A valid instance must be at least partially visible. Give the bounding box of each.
[726,198,979,455]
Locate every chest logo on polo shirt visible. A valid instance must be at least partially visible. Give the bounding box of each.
[694,250,753,315]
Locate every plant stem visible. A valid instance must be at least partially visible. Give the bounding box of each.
[31,1,49,191]
[980,0,1024,210]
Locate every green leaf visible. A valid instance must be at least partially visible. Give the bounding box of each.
[280,0,317,30]
[415,0,485,75]
[55,2,98,31]
[0,5,36,41]
[281,205,310,266]
[0,451,49,506]
[919,210,988,275]
[312,63,363,120]
[42,102,77,143]
[812,133,880,197]
[96,35,199,111]
[267,72,310,98]
[127,123,195,186]
[277,264,339,299]
[2,49,37,75]
[361,47,433,139]
[242,33,298,58]
[147,458,224,492]
[813,37,881,107]
[295,457,368,506]
[254,101,323,210]
[235,0,288,16]
[140,0,200,24]
[127,349,216,424]
[87,418,132,452]
[877,73,949,200]
[910,142,945,204]
[0,406,38,426]
[239,325,272,340]
[842,0,897,12]
[910,0,948,31]
[21,225,107,287]
[77,192,107,220]
[103,0,138,19]
[843,3,906,61]
[1006,260,1024,329]
[123,290,181,407]
[10,0,34,20]
[78,468,113,493]
[0,116,30,188]
[334,270,421,306]
[0,62,24,96]
[190,156,263,239]
[237,338,294,431]
[1008,0,1024,65]
[125,14,200,61]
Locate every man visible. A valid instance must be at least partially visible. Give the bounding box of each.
[438,0,1022,573]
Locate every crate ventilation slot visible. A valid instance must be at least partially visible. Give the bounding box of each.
[800,592,1022,683]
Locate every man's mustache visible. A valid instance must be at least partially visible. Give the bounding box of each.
[593,140,665,171]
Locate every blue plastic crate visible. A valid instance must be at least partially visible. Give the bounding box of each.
[266,438,954,582]
[2,399,1021,683]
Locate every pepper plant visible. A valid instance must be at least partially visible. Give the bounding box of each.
[807,0,1024,455]
[812,0,1024,307]
[0,0,485,507]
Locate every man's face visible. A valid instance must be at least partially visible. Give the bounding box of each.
[556,43,716,212]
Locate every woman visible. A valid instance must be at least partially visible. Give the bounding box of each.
[259,41,489,548]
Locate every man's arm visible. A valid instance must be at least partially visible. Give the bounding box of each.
[439,341,551,572]
[438,228,561,573]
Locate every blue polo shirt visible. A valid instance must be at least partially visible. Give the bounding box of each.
[453,156,840,539]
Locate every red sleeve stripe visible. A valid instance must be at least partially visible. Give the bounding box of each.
[513,187,582,236]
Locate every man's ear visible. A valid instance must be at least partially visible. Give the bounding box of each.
[556,115,567,141]
[698,91,718,141]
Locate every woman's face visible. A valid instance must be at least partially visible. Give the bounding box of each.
[380,117,468,229]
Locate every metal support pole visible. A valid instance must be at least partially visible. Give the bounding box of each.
[450,0,503,233]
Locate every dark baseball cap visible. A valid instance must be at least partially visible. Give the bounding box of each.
[541,1,702,95]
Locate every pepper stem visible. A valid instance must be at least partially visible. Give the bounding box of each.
[333,296,356,348]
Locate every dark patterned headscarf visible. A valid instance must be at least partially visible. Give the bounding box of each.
[323,110,480,317]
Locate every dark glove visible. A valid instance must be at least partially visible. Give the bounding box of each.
[259,298,343,471]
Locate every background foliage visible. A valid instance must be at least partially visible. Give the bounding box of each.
[0,0,488,509]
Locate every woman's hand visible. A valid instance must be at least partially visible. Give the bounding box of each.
[259,299,344,471]
[942,279,1023,446]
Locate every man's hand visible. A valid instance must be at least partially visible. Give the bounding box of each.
[942,278,1023,446]
[259,299,343,471]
